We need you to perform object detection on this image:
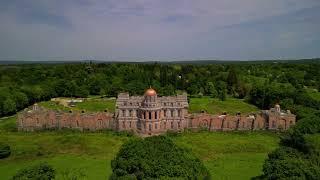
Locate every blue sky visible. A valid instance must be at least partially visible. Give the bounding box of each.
[0,0,319,61]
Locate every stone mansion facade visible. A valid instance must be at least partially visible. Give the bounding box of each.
[17,88,296,135]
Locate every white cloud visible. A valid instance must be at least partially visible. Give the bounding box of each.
[0,0,319,60]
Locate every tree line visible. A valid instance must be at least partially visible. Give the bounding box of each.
[0,61,320,117]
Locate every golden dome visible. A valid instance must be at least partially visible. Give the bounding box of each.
[145,87,157,96]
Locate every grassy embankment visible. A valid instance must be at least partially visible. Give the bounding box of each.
[0,116,279,179]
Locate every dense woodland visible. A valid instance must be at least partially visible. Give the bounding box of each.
[0,61,320,117]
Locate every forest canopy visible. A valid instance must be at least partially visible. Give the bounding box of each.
[0,61,320,117]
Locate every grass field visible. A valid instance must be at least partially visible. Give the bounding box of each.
[39,98,116,113]
[189,97,259,114]
[0,116,279,179]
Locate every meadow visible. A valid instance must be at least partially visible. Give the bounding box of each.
[189,97,259,114]
[0,116,279,180]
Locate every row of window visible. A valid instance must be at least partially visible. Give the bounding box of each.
[121,121,182,130]
[121,101,182,107]
[120,109,183,118]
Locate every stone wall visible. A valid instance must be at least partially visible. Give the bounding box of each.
[17,105,114,131]
[18,104,296,133]
[189,110,295,131]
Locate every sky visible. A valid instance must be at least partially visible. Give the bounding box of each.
[0,0,320,61]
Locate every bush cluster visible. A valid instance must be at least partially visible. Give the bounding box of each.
[0,143,11,159]
[12,162,55,180]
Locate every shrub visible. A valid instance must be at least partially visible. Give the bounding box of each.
[110,136,210,179]
[12,162,55,180]
[0,143,11,159]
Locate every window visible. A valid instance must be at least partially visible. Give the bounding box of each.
[149,124,152,131]
[178,110,181,117]
[149,112,152,119]
[155,112,158,119]
[171,110,174,117]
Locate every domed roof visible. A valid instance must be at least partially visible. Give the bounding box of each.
[145,87,157,96]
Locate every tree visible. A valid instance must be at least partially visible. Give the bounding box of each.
[215,81,227,101]
[110,136,210,179]
[3,98,16,115]
[227,66,238,94]
[207,82,218,97]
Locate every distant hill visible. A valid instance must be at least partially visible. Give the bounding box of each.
[0,58,319,65]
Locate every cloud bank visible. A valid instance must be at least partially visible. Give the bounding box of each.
[0,0,319,61]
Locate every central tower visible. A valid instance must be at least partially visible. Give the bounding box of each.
[139,87,163,135]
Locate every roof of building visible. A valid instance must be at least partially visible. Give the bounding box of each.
[145,87,157,96]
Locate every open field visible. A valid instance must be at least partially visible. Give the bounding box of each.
[189,97,259,114]
[0,116,279,179]
[39,98,116,113]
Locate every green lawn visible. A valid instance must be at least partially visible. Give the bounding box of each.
[189,97,259,114]
[173,131,279,179]
[0,116,279,180]
[39,98,116,113]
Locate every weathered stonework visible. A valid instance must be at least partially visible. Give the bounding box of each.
[17,88,296,135]
[17,104,114,131]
